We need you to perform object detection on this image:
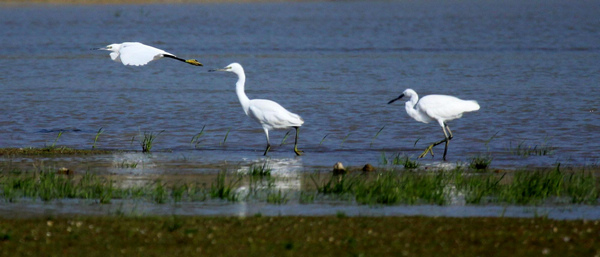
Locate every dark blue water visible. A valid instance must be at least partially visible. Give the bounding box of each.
[1,1,599,169]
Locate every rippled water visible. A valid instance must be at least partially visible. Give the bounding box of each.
[1,1,599,169]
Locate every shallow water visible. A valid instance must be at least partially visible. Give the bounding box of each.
[1,1,599,168]
[1,1,600,218]
[3,200,600,220]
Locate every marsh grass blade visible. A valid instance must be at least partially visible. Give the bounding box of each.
[220,128,231,146]
[190,125,206,149]
[370,125,385,148]
[280,130,291,146]
[92,127,104,149]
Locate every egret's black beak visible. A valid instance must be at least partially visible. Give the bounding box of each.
[387,94,405,104]
[208,68,227,72]
[91,47,106,51]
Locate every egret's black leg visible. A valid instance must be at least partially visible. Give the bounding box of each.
[163,54,203,66]
[263,144,271,156]
[263,128,271,156]
[419,123,453,160]
[293,127,303,156]
[442,124,453,161]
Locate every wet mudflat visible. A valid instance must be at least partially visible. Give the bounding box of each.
[0,216,599,256]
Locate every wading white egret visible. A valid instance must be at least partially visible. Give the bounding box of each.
[210,63,304,156]
[388,88,480,161]
[95,42,202,66]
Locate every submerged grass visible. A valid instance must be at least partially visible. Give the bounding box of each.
[0,164,598,206]
[380,153,420,169]
[136,130,164,153]
[455,164,600,205]
[508,140,556,157]
[309,165,599,206]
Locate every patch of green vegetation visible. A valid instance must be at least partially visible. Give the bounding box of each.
[248,162,272,177]
[115,160,138,168]
[0,216,597,257]
[455,164,600,205]
[209,171,240,202]
[135,130,164,153]
[469,154,493,171]
[354,171,447,205]
[0,164,597,207]
[508,140,555,157]
[190,125,206,149]
[266,189,288,205]
[0,168,211,204]
[380,153,420,169]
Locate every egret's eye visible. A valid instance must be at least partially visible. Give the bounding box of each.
[107,46,112,49]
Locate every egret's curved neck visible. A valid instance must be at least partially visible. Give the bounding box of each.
[404,94,420,120]
[234,70,251,115]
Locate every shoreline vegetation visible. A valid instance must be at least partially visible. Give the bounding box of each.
[1,147,598,207]
[1,147,599,255]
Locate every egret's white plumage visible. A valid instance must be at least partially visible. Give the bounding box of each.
[96,42,202,66]
[210,63,304,156]
[388,88,480,161]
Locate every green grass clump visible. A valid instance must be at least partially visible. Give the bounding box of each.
[354,171,447,205]
[135,130,164,153]
[266,189,288,205]
[248,162,271,177]
[455,164,600,205]
[312,171,448,205]
[508,140,555,157]
[209,171,240,202]
[0,170,116,203]
[380,153,420,169]
[469,155,492,171]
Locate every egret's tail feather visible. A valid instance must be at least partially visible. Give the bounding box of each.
[465,100,480,112]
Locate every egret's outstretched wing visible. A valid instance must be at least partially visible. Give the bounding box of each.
[118,43,168,66]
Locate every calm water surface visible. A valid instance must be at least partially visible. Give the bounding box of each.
[1,1,600,218]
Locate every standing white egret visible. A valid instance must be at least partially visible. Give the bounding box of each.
[210,63,304,156]
[95,42,202,66]
[388,88,480,161]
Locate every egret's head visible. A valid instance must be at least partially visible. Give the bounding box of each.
[98,43,121,52]
[209,63,244,74]
[388,89,416,104]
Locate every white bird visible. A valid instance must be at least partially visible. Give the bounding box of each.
[388,88,480,161]
[95,42,202,66]
[210,63,304,156]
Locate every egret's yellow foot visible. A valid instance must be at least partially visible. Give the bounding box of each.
[185,59,203,66]
[418,144,435,158]
[294,146,304,156]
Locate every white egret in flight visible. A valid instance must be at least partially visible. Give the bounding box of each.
[95,42,202,66]
[210,63,304,156]
[388,88,480,161]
